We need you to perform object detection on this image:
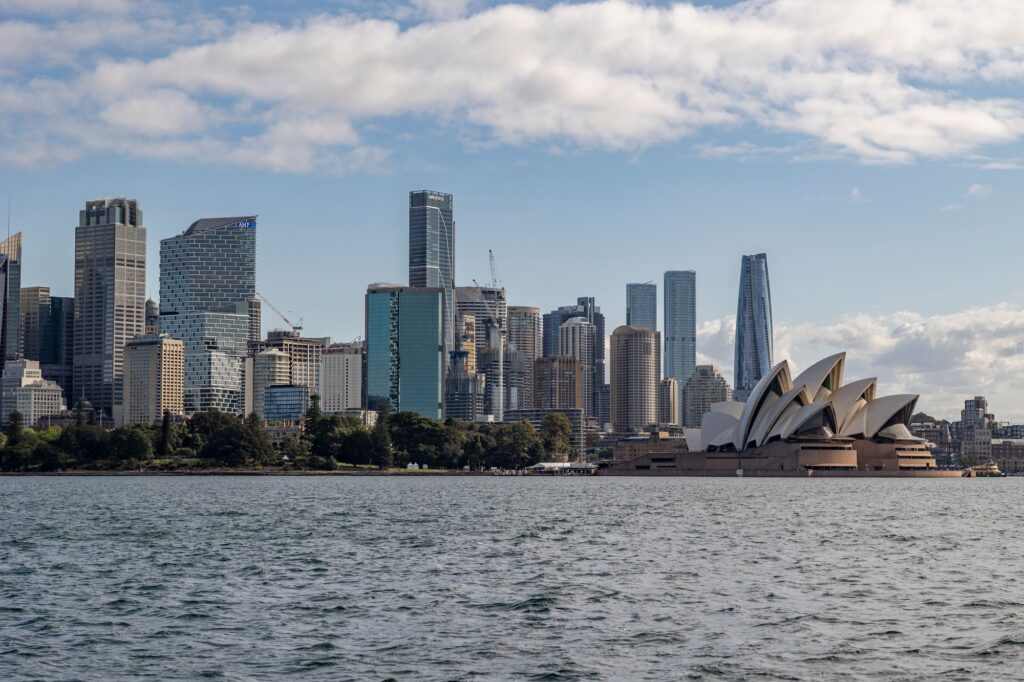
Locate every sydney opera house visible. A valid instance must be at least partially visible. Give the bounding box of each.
[606,352,959,477]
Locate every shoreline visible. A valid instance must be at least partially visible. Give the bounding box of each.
[0,469,491,477]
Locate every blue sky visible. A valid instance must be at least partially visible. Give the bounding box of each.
[2,0,1024,419]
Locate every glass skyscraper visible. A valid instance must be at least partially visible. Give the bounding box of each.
[664,270,696,406]
[0,233,22,361]
[365,285,444,419]
[734,253,773,396]
[626,282,657,330]
[409,191,455,353]
[159,216,256,414]
[542,297,606,419]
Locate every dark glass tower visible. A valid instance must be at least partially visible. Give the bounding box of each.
[626,282,657,330]
[734,253,773,396]
[409,191,455,353]
[664,270,696,405]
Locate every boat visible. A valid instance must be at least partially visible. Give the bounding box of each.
[970,460,1005,477]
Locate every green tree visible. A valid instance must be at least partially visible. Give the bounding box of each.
[280,435,311,464]
[110,426,155,462]
[5,410,24,448]
[32,442,64,472]
[372,404,393,468]
[540,412,572,459]
[158,411,173,457]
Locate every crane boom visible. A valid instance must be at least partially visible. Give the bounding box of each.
[256,292,303,332]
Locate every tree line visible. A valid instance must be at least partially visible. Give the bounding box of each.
[0,397,575,473]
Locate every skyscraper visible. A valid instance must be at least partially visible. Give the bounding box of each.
[319,342,362,415]
[658,377,680,426]
[542,297,606,415]
[533,356,582,410]
[252,348,290,419]
[455,286,506,420]
[20,286,49,362]
[626,282,657,330]
[160,216,256,414]
[681,365,732,428]
[40,296,74,401]
[559,316,595,418]
[365,284,444,419]
[664,270,696,409]
[74,199,146,416]
[507,306,540,411]
[409,191,455,353]
[610,325,661,433]
[0,233,22,361]
[734,253,773,398]
[121,334,184,426]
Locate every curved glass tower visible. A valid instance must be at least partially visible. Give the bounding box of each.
[734,253,773,396]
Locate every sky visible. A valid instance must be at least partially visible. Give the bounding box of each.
[2,0,1024,421]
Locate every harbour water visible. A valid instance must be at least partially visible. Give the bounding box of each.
[1,476,1022,680]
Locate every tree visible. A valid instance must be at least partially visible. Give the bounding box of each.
[540,412,573,459]
[109,426,154,462]
[32,443,64,472]
[372,404,393,468]
[158,411,173,457]
[280,435,311,464]
[5,410,24,448]
[304,394,323,434]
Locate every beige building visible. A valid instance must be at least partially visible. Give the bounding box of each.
[507,306,540,411]
[1,359,66,426]
[456,312,477,373]
[534,356,582,410]
[252,330,330,392]
[319,342,362,414]
[610,325,660,433]
[253,348,290,418]
[658,377,679,426]
[682,365,732,428]
[559,317,595,418]
[120,335,184,425]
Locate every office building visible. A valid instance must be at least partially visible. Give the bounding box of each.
[409,190,455,353]
[74,199,146,416]
[610,326,661,433]
[664,270,696,411]
[533,356,582,410]
[253,330,330,391]
[456,312,477,373]
[263,384,310,423]
[160,216,256,415]
[0,233,21,362]
[38,296,74,401]
[319,342,362,414]
[626,282,657,330]
[505,408,585,461]
[455,286,506,419]
[145,298,160,335]
[542,297,606,416]
[1,359,66,426]
[444,349,487,422]
[252,348,290,418]
[559,317,595,418]
[248,298,261,342]
[121,334,184,426]
[365,284,444,419]
[681,365,732,428]
[734,253,773,398]
[658,377,680,426]
[20,286,49,362]
[507,306,540,410]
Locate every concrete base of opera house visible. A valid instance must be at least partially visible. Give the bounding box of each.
[599,439,965,478]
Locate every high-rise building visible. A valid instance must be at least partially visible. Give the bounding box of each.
[20,286,49,362]
[40,296,74,401]
[559,317,595,418]
[444,349,486,422]
[658,377,680,426]
[263,384,310,423]
[681,365,731,428]
[409,191,455,353]
[506,306,540,411]
[319,342,362,414]
[734,253,773,398]
[252,348,290,418]
[0,233,22,362]
[626,282,657,330]
[0,359,66,426]
[121,334,184,426]
[253,330,330,391]
[664,270,696,410]
[455,286,506,420]
[365,284,444,419]
[74,199,146,417]
[247,298,261,342]
[145,298,160,335]
[542,297,606,413]
[160,216,256,415]
[456,312,477,373]
[533,356,582,410]
[610,325,661,433]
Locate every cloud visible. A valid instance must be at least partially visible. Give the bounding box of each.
[698,304,1024,422]
[939,203,963,212]
[966,183,993,199]
[850,187,863,202]
[6,0,1024,171]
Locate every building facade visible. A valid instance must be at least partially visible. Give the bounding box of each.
[40,296,74,401]
[160,216,256,415]
[664,270,696,412]
[506,306,540,411]
[610,325,661,433]
[253,330,330,392]
[533,356,582,410]
[559,317,595,418]
[263,385,310,423]
[0,233,22,361]
[74,199,146,417]
[626,282,657,330]
[121,334,184,425]
[319,342,362,414]
[734,253,773,398]
[365,285,444,419]
[505,408,586,461]
[409,190,455,353]
[444,349,487,421]
[252,348,291,418]
[542,297,606,417]
[681,365,732,428]
[1,359,66,426]
[20,286,48,362]
[658,377,680,426]
[455,286,506,420]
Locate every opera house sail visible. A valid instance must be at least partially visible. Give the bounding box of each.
[734,253,773,398]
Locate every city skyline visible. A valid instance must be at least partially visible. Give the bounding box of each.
[4,1,1024,421]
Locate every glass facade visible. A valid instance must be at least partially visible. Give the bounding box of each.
[542,297,606,414]
[263,385,310,423]
[409,191,455,353]
[626,282,657,330]
[664,270,696,408]
[734,253,773,394]
[365,286,443,419]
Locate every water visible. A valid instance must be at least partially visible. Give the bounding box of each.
[1,476,1022,680]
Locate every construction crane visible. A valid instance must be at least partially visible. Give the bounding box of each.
[256,292,303,333]
[488,249,502,288]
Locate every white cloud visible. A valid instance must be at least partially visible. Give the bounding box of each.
[698,304,1024,422]
[940,203,963,212]
[850,187,863,202]
[6,0,1024,171]
[966,182,994,199]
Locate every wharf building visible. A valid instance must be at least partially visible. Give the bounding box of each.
[74,199,146,417]
[625,282,657,330]
[542,297,606,420]
[559,317,595,418]
[364,284,444,419]
[0,359,66,426]
[610,326,661,433]
[120,334,184,426]
[159,216,256,415]
[681,365,732,428]
[455,286,506,420]
[734,253,773,400]
[0,232,22,362]
[409,191,455,355]
[319,342,362,415]
[507,307,541,411]
[664,270,696,414]
[534,356,583,411]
